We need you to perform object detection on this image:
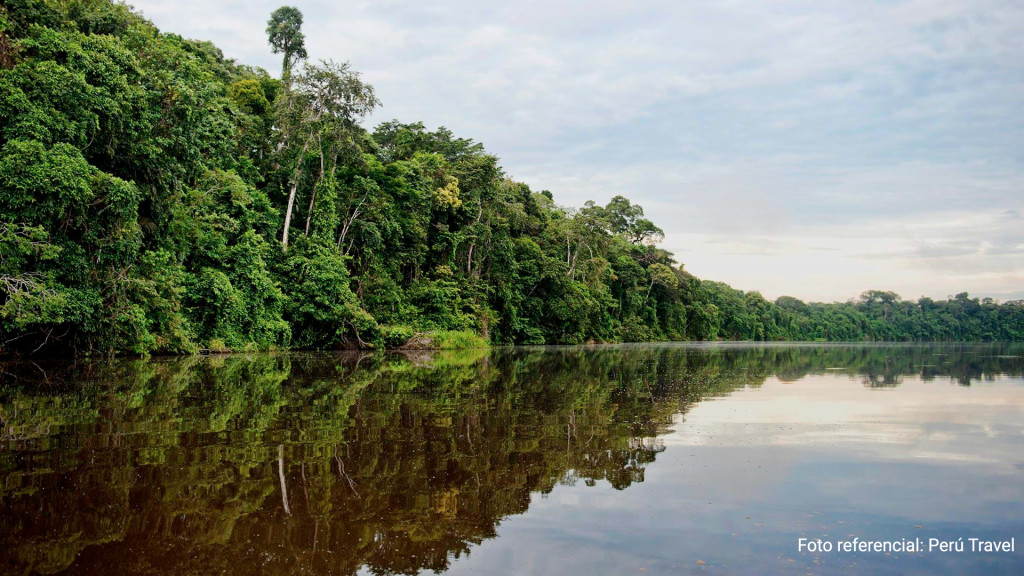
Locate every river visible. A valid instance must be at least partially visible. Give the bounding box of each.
[1,343,1022,575]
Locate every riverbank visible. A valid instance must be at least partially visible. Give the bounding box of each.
[195,329,491,355]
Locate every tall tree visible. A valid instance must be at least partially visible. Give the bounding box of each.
[266,6,308,84]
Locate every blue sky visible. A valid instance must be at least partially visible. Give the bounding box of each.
[131,0,1024,302]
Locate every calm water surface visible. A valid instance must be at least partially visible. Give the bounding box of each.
[1,344,1022,575]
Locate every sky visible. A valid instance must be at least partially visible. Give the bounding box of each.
[129,0,1024,303]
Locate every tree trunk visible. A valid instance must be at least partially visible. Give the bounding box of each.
[337,194,366,249]
[304,140,325,237]
[467,204,484,275]
[568,245,580,280]
[282,178,300,249]
[281,135,312,250]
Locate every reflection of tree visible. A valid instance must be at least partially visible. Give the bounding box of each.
[0,343,1020,575]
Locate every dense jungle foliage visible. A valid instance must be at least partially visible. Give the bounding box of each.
[1,0,1022,355]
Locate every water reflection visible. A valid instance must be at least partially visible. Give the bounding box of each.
[0,344,1021,575]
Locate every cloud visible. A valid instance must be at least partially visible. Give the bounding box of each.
[129,0,1024,301]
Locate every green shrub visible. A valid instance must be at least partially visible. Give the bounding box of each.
[431,330,489,350]
[207,338,231,353]
[381,325,415,348]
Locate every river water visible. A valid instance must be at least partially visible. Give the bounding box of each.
[1,343,1022,575]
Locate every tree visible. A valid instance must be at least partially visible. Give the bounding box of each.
[266,6,308,84]
[279,60,379,249]
[602,195,664,245]
[644,263,677,304]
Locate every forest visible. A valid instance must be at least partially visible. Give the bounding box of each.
[1,0,1022,356]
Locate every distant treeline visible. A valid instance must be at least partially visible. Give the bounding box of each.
[1,1,1021,355]
[702,287,1024,343]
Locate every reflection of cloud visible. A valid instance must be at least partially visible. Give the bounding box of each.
[435,370,1024,576]
[668,375,1024,473]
